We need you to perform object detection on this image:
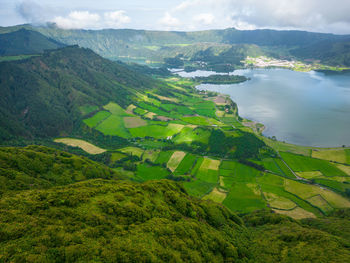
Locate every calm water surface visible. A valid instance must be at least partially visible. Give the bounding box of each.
[177,69,350,147]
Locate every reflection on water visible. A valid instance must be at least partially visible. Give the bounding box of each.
[177,68,350,147]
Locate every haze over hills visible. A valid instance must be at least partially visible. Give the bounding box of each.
[1,25,350,67]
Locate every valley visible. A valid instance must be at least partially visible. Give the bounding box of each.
[1,23,350,262]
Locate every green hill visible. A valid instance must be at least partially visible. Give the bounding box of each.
[0,45,166,141]
[1,146,350,262]
[0,145,125,192]
[0,28,65,56]
[291,38,350,66]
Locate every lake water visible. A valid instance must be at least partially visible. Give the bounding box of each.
[177,69,350,147]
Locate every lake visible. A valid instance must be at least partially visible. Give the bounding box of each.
[177,69,350,147]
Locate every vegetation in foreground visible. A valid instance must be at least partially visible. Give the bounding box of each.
[1,146,350,262]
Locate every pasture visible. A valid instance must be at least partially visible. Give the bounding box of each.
[83,111,111,128]
[96,115,130,138]
[173,127,211,144]
[284,179,350,211]
[129,123,184,139]
[54,138,106,154]
[222,182,266,213]
[110,152,127,163]
[135,164,170,181]
[174,153,197,175]
[167,151,186,172]
[280,152,347,177]
[123,117,147,128]
[203,188,227,203]
[263,192,296,210]
[312,148,349,164]
[119,147,144,158]
[273,207,316,219]
[183,180,216,198]
[155,151,174,165]
[142,150,160,162]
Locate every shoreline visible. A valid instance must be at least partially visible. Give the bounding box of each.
[197,84,350,151]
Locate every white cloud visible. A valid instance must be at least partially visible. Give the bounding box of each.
[193,13,215,25]
[159,12,181,29]
[167,0,350,33]
[104,11,131,27]
[53,11,100,29]
[53,10,130,29]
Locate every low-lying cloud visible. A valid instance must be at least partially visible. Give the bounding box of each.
[53,10,131,29]
[163,0,350,33]
[12,0,350,33]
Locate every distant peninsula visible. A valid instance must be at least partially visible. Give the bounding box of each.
[194,74,249,84]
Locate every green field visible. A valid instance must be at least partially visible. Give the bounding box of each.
[312,148,350,164]
[137,101,173,118]
[110,152,127,163]
[160,103,194,115]
[174,153,197,175]
[258,173,322,216]
[129,123,184,138]
[284,179,350,212]
[103,102,130,116]
[280,152,347,177]
[135,163,170,181]
[173,127,211,144]
[80,105,99,116]
[83,111,111,128]
[155,151,175,165]
[119,147,144,158]
[220,161,261,184]
[223,182,266,213]
[203,188,227,203]
[180,116,212,126]
[96,115,130,137]
[192,101,216,118]
[183,180,216,198]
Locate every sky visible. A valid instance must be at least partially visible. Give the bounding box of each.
[1,0,350,34]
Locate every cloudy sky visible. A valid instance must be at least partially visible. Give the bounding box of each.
[1,0,350,34]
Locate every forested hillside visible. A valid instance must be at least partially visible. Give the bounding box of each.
[0,28,65,56]
[0,45,166,141]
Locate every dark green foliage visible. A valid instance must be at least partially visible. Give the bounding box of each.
[1,147,350,262]
[0,179,250,262]
[124,62,171,76]
[194,74,248,84]
[0,145,125,192]
[291,38,350,66]
[230,132,266,159]
[164,56,184,67]
[208,130,266,159]
[243,210,350,262]
[0,29,65,56]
